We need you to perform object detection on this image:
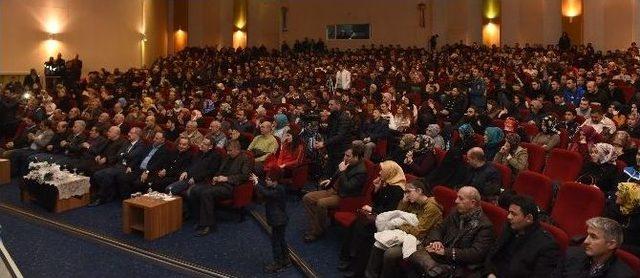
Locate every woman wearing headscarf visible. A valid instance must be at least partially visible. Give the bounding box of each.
[426,124,475,187]
[604,182,640,256]
[365,180,444,278]
[339,161,406,278]
[494,133,529,176]
[484,127,504,161]
[611,131,638,168]
[568,125,602,160]
[273,113,290,141]
[403,135,438,178]
[579,143,619,194]
[532,115,561,152]
[425,124,445,150]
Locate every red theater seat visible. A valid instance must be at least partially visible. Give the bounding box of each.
[543,148,583,182]
[617,249,640,276]
[512,170,554,211]
[521,142,546,173]
[541,222,569,253]
[432,186,457,216]
[551,182,605,238]
[481,201,508,236]
[492,162,512,189]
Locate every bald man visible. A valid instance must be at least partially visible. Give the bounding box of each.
[247,121,279,163]
[408,186,495,277]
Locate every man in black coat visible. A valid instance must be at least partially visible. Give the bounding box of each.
[302,145,367,242]
[408,186,495,277]
[147,137,193,192]
[353,108,389,160]
[553,217,635,278]
[165,138,221,195]
[314,98,353,176]
[465,148,502,200]
[89,127,147,206]
[191,139,251,236]
[484,195,560,277]
[128,132,171,193]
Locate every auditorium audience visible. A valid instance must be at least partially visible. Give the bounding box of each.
[5,39,640,272]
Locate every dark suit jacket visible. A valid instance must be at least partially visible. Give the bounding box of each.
[216,152,252,188]
[325,109,353,153]
[165,150,194,178]
[186,150,222,183]
[115,140,147,170]
[485,223,560,278]
[82,136,108,159]
[65,133,88,157]
[553,247,635,278]
[137,144,170,174]
[47,131,69,153]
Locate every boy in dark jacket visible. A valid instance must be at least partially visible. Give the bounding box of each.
[250,171,291,273]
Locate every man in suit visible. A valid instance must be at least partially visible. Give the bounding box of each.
[128,132,170,193]
[484,195,560,277]
[190,140,251,236]
[89,127,146,206]
[165,138,220,195]
[145,136,192,192]
[57,125,107,174]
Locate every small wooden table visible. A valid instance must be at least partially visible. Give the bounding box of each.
[122,196,182,240]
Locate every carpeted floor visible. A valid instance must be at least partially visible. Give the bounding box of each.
[0,181,305,277]
[0,211,186,277]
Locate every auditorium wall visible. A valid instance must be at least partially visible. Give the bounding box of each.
[0,0,168,75]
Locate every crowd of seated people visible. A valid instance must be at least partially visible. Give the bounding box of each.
[1,40,640,275]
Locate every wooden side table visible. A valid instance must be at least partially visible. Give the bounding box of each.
[0,159,10,184]
[122,196,182,240]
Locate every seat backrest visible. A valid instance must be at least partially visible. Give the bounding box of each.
[513,170,554,211]
[558,129,569,149]
[543,148,584,182]
[362,159,380,203]
[616,249,640,276]
[541,222,569,253]
[521,142,546,173]
[521,123,540,140]
[481,201,507,236]
[432,186,457,216]
[492,162,512,189]
[434,148,447,166]
[551,182,605,238]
